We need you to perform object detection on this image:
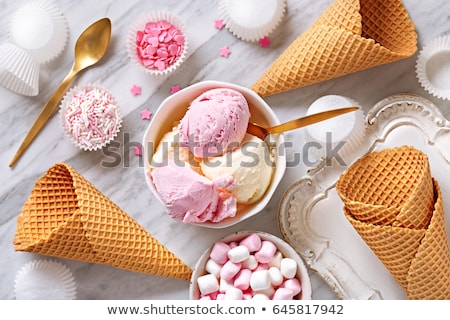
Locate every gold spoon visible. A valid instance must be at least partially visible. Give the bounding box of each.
[247,106,359,140]
[9,18,112,167]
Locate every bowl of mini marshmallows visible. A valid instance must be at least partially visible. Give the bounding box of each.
[190,230,312,300]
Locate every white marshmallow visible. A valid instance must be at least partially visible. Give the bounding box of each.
[197,274,219,295]
[251,293,270,300]
[280,258,297,279]
[219,277,234,293]
[205,258,222,278]
[253,286,275,298]
[228,245,250,263]
[242,255,258,270]
[250,270,271,291]
[268,251,283,268]
[224,287,243,300]
[269,266,284,286]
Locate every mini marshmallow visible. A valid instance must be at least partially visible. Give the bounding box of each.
[280,258,297,279]
[224,287,243,300]
[228,245,250,263]
[234,268,252,290]
[268,266,284,286]
[205,258,222,277]
[200,295,211,300]
[250,270,271,291]
[242,255,258,270]
[255,263,269,271]
[255,240,277,263]
[220,260,241,281]
[219,277,234,293]
[239,233,262,252]
[268,251,283,268]
[253,286,275,298]
[242,293,253,300]
[251,293,270,300]
[197,274,219,295]
[229,241,238,249]
[210,241,230,264]
[281,278,302,296]
[216,293,225,300]
[272,287,294,300]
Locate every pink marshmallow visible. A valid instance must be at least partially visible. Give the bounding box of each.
[210,241,230,264]
[242,293,253,300]
[255,263,269,271]
[229,241,238,249]
[255,240,277,263]
[272,287,294,300]
[281,278,302,296]
[239,233,262,252]
[216,293,225,300]
[220,260,241,281]
[234,268,252,290]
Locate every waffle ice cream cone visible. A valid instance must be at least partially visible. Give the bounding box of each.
[336,146,450,299]
[251,0,417,96]
[14,163,192,281]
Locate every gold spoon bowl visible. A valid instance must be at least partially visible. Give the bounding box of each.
[247,106,359,140]
[9,18,112,167]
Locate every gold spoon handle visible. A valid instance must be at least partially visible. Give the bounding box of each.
[9,67,77,167]
[266,106,359,134]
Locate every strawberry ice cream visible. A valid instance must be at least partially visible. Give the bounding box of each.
[179,88,250,158]
[151,160,237,223]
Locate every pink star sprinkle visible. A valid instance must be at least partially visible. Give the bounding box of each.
[170,85,181,94]
[134,145,142,157]
[130,84,141,96]
[219,46,231,58]
[259,36,271,48]
[215,19,225,30]
[140,108,152,120]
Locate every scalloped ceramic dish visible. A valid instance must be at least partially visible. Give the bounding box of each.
[278,94,450,300]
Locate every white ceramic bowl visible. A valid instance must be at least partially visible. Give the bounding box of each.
[142,80,286,228]
[189,230,312,300]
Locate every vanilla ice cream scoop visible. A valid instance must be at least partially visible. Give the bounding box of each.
[200,134,274,204]
[179,88,250,158]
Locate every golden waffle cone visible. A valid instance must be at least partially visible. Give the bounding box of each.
[14,163,192,281]
[251,0,417,96]
[336,146,450,299]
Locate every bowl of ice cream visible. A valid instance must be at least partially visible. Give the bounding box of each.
[142,80,286,228]
[189,230,312,300]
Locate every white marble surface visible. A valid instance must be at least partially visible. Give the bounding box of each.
[1,0,450,300]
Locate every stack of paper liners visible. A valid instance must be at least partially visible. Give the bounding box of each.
[251,0,417,96]
[335,146,450,299]
[14,163,192,281]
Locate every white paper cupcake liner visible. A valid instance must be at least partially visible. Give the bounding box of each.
[416,35,450,100]
[59,84,123,151]
[0,43,39,96]
[304,95,366,164]
[14,259,77,300]
[127,11,188,76]
[9,0,69,64]
[218,0,287,42]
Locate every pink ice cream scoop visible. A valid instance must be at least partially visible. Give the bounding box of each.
[151,160,237,223]
[179,88,250,158]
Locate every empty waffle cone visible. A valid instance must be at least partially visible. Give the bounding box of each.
[14,163,192,281]
[336,146,450,299]
[251,0,417,96]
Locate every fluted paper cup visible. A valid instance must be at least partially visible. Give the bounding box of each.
[9,0,69,64]
[0,43,39,96]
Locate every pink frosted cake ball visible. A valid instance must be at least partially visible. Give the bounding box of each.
[135,20,185,71]
[61,86,122,151]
